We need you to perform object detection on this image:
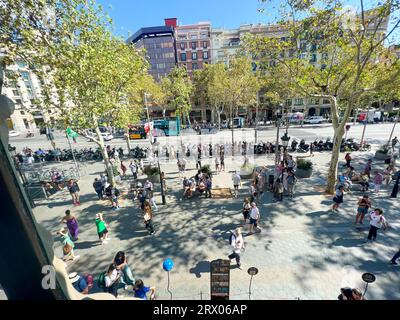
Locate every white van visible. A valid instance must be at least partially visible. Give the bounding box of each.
[304,116,324,124]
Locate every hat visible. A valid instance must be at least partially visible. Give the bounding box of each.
[68,272,80,283]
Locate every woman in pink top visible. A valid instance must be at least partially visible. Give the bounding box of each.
[373,171,383,193]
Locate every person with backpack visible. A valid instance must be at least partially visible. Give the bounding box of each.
[114,251,135,289]
[133,279,156,300]
[95,213,110,244]
[102,263,121,297]
[286,171,297,198]
[365,208,388,243]
[228,228,244,270]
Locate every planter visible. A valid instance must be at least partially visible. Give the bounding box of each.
[240,168,255,179]
[148,174,160,183]
[295,168,313,178]
[375,151,391,161]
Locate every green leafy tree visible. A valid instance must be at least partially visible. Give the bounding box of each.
[245,0,400,193]
[161,66,193,126]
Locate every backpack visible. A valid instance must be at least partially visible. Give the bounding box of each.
[228,231,236,245]
[97,271,107,289]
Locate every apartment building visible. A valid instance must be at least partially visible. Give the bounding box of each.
[2,60,56,134]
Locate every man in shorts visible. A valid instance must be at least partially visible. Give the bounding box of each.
[232,171,241,197]
[249,202,261,234]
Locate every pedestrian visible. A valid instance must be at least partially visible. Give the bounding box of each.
[242,198,251,225]
[100,173,108,190]
[104,263,121,297]
[365,208,388,242]
[282,168,288,195]
[204,175,212,198]
[68,272,90,294]
[392,136,398,151]
[161,171,167,192]
[390,248,400,265]
[343,153,352,168]
[232,171,241,197]
[129,161,138,180]
[114,251,135,289]
[110,184,121,210]
[215,156,220,173]
[359,174,370,192]
[57,228,79,262]
[249,181,257,203]
[390,170,400,198]
[67,179,80,205]
[273,178,284,202]
[61,210,79,241]
[228,228,244,270]
[287,155,296,172]
[121,161,127,176]
[373,171,383,193]
[310,142,315,157]
[338,287,364,300]
[256,172,265,201]
[363,159,372,179]
[95,213,110,244]
[196,149,202,170]
[332,185,345,212]
[286,171,297,198]
[220,153,225,172]
[93,178,104,200]
[133,279,156,300]
[355,195,371,225]
[383,166,393,185]
[249,202,261,234]
[143,201,155,235]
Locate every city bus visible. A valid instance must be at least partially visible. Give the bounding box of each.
[152,117,181,136]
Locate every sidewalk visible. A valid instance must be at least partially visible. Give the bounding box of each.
[33,146,400,300]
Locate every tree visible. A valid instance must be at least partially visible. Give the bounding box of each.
[161,66,193,126]
[245,0,400,193]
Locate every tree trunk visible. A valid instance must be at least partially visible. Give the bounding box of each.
[94,126,115,185]
[326,125,344,194]
[186,112,192,127]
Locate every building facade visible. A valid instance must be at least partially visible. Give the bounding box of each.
[127,24,177,82]
[2,60,56,134]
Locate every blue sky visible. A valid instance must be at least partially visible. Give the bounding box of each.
[97,0,397,42]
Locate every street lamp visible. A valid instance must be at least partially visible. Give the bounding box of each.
[247,267,259,300]
[275,103,283,165]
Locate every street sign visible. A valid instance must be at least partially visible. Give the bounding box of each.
[362,273,376,283]
[210,259,230,300]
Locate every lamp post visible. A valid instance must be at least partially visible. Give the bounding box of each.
[275,103,283,165]
[247,267,259,300]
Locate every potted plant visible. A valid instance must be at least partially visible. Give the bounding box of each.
[239,157,255,179]
[143,165,160,183]
[295,159,313,178]
[201,165,212,178]
[375,145,391,160]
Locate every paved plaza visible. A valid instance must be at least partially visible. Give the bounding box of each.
[29,129,400,300]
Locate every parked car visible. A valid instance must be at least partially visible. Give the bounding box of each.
[304,116,324,124]
[103,133,114,141]
[8,130,21,137]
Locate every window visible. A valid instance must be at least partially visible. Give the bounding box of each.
[218,50,224,57]
[322,53,328,60]
[12,89,20,97]
[203,51,208,59]
[157,63,166,69]
[323,99,331,104]
[192,52,197,60]
[191,42,196,50]
[294,98,304,106]
[321,64,327,70]
[191,34,197,40]
[310,54,317,63]
[15,99,22,105]
[203,41,207,49]
[181,53,187,61]
[20,110,25,115]
[286,99,292,106]
[310,98,320,105]
[310,43,317,52]
[180,42,185,50]
[192,63,198,70]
